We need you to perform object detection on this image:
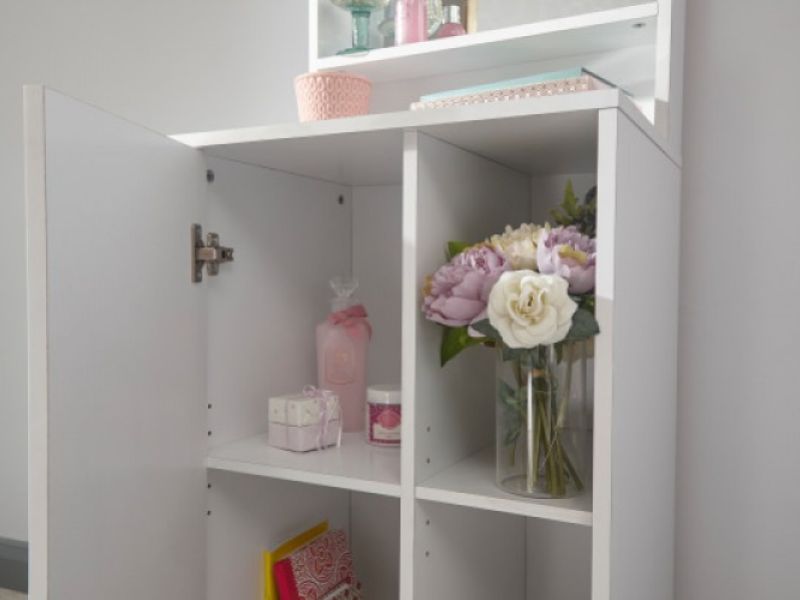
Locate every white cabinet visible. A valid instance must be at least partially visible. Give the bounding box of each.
[26,87,680,600]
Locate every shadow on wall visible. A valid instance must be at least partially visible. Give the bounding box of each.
[0,539,26,593]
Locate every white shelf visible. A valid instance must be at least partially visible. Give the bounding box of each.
[172,89,676,185]
[312,4,658,82]
[416,447,593,526]
[206,432,401,498]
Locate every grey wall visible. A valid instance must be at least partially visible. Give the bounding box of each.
[0,0,306,543]
[676,1,800,598]
[2,0,800,598]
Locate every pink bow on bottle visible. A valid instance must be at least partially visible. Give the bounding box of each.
[328,304,372,341]
[303,385,343,451]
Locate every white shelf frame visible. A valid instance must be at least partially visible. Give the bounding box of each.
[28,86,680,600]
[206,433,402,498]
[310,3,659,81]
[308,0,685,151]
[415,447,593,526]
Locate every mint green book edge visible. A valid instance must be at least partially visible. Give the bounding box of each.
[419,68,614,102]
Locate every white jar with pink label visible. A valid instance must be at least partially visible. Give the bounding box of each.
[366,385,401,447]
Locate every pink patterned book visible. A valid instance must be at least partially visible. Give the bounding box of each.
[273,530,361,600]
[410,68,613,111]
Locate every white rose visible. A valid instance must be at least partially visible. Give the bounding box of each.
[487,270,577,349]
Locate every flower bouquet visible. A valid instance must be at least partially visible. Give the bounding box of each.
[422,183,600,498]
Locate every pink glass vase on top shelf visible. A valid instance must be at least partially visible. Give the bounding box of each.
[316,277,371,432]
[435,4,467,38]
[396,0,428,44]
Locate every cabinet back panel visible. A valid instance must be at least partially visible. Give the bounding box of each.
[205,156,351,446]
[410,132,530,484]
[526,519,592,599]
[415,502,525,600]
[352,185,403,387]
[350,492,401,600]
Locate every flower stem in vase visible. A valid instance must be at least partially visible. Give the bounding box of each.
[557,343,574,428]
[525,367,535,494]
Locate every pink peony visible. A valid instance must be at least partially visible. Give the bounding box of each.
[537,226,597,294]
[423,245,508,328]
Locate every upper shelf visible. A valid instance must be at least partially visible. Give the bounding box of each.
[312,3,658,83]
[172,89,677,185]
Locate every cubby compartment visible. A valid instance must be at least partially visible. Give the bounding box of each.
[207,471,400,600]
[414,500,591,600]
[199,153,404,598]
[411,164,597,526]
[199,154,403,498]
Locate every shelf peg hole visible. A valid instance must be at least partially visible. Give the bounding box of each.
[425,550,430,558]
[426,425,431,433]
[206,169,215,183]
[338,195,344,205]
[426,457,431,464]
[632,21,646,29]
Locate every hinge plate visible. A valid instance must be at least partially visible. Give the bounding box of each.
[192,224,234,283]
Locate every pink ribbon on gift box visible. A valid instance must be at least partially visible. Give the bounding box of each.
[303,385,343,451]
[327,304,372,341]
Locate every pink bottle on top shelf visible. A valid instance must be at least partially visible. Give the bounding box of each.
[396,0,428,45]
[435,5,466,38]
[316,277,371,432]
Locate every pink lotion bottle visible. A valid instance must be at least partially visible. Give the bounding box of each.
[316,277,371,432]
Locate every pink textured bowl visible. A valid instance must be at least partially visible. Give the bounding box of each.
[294,71,372,122]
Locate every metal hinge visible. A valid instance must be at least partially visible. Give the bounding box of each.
[192,224,234,282]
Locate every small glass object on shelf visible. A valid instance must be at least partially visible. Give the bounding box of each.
[330,0,390,54]
[495,342,591,499]
[395,0,428,44]
[434,4,467,37]
[378,0,397,47]
[316,276,372,432]
[427,0,444,37]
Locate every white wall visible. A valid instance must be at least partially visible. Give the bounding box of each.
[676,1,800,598]
[0,0,307,542]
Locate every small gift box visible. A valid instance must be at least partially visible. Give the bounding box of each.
[268,387,342,452]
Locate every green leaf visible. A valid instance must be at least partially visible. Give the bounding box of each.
[440,325,486,367]
[498,379,520,410]
[563,179,580,218]
[550,180,598,236]
[446,241,472,261]
[563,308,600,342]
[470,319,501,342]
[502,345,532,363]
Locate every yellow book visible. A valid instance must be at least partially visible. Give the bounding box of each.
[263,521,328,600]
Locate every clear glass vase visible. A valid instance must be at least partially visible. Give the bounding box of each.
[330,0,390,54]
[495,342,592,499]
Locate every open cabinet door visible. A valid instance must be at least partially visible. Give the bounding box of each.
[25,87,208,600]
